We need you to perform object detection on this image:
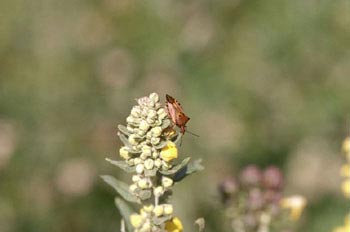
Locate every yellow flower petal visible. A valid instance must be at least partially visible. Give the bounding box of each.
[341,180,350,198]
[280,195,307,221]
[340,164,350,177]
[165,217,183,232]
[342,137,350,154]
[160,141,178,162]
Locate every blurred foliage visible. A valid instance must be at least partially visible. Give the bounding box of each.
[0,0,350,231]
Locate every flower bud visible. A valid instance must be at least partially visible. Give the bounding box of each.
[151,126,162,137]
[140,153,148,160]
[140,221,151,232]
[130,214,143,228]
[152,151,159,159]
[132,175,140,182]
[138,179,149,189]
[136,164,144,174]
[146,117,155,125]
[141,145,152,155]
[149,93,159,103]
[131,106,141,117]
[143,205,154,213]
[144,159,154,170]
[157,108,167,119]
[147,109,157,120]
[162,176,173,188]
[153,205,164,217]
[154,159,162,168]
[128,134,139,145]
[127,126,134,133]
[151,137,160,145]
[139,120,150,132]
[154,186,164,197]
[129,184,138,192]
[163,204,173,215]
[134,158,141,165]
[126,116,134,124]
[119,146,130,160]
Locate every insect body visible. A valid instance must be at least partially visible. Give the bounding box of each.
[165,94,190,135]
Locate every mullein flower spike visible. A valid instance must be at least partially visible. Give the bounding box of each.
[102,93,203,232]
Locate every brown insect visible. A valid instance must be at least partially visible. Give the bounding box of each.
[165,94,198,137]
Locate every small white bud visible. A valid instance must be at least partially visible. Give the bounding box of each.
[129,184,138,192]
[153,205,164,217]
[119,147,130,159]
[132,175,140,182]
[137,129,145,136]
[131,106,141,117]
[143,205,154,212]
[134,158,142,165]
[128,134,138,145]
[151,126,162,137]
[138,179,148,189]
[163,204,173,215]
[136,164,144,174]
[147,109,157,119]
[141,108,149,117]
[154,159,162,168]
[149,93,159,103]
[152,151,159,159]
[153,186,164,197]
[146,131,153,140]
[139,120,150,131]
[140,153,148,160]
[151,137,160,145]
[140,221,151,232]
[144,159,154,170]
[146,117,155,125]
[126,116,134,123]
[161,176,173,188]
[157,108,168,119]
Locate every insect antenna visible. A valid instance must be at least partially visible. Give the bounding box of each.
[186,129,199,137]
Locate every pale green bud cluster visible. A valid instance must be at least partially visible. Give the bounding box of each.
[116,93,183,231]
[104,93,203,232]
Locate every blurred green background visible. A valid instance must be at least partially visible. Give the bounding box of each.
[1,0,350,231]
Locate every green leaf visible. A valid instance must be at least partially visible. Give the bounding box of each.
[154,140,168,150]
[100,175,140,203]
[153,215,173,226]
[118,125,131,136]
[172,133,182,145]
[118,132,133,148]
[105,158,136,173]
[115,198,134,232]
[160,157,191,175]
[173,159,204,182]
[186,159,204,174]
